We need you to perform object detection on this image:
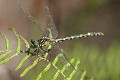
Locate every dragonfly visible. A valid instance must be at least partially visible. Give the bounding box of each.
[20,6,104,70]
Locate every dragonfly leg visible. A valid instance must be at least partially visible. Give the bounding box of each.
[20,45,31,55]
[41,47,52,61]
[47,49,52,62]
[49,53,51,62]
[23,46,39,56]
[31,48,39,56]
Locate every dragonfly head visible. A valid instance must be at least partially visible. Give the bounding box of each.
[31,39,39,48]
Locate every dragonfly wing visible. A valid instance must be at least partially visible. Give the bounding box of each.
[20,6,58,39]
[44,6,58,38]
[20,6,48,37]
[52,44,75,70]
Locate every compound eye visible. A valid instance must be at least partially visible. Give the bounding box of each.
[31,39,35,44]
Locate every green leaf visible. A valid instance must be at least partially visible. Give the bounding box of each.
[15,54,31,71]
[67,59,80,80]
[80,69,87,80]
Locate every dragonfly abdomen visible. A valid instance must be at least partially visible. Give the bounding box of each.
[53,32,104,43]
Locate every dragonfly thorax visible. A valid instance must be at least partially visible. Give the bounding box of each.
[38,37,51,47]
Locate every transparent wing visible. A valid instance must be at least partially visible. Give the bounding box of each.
[52,44,76,70]
[44,6,58,38]
[20,6,47,37]
[20,6,58,38]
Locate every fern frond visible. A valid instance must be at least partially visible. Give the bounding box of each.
[0,32,11,59]
[80,69,87,80]
[15,32,31,71]
[20,56,40,77]
[15,54,31,71]
[52,58,75,80]
[36,53,65,80]
[0,32,10,51]
[20,53,48,77]
[0,28,91,80]
[8,28,21,53]
[19,35,30,50]
[0,50,14,64]
[67,59,80,80]
[0,28,22,64]
[36,60,51,80]
[0,31,14,64]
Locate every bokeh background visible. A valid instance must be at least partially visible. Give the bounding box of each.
[0,0,120,80]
